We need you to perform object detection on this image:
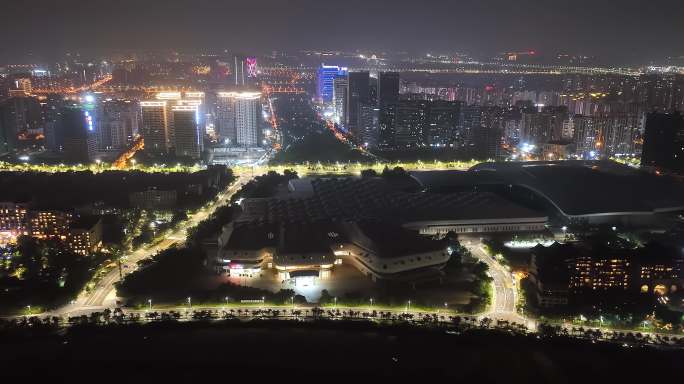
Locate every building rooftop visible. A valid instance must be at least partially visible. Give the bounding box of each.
[414,161,684,218]
[238,176,546,227]
[69,216,101,231]
[346,220,447,259]
[223,222,278,251]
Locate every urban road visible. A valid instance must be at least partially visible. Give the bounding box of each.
[47,173,254,317]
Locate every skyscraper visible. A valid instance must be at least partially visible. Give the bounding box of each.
[426,101,460,146]
[317,65,341,104]
[0,101,18,155]
[378,72,400,107]
[216,91,262,147]
[234,55,245,86]
[44,94,66,153]
[0,97,41,143]
[378,103,397,149]
[333,76,348,126]
[173,105,202,159]
[100,100,139,150]
[358,104,380,148]
[60,105,96,163]
[216,92,237,144]
[347,72,370,137]
[140,101,169,155]
[395,100,428,148]
[235,92,262,147]
[154,92,183,147]
[641,112,684,172]
[472,120,502,160]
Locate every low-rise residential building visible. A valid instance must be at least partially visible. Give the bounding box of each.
[0,202,28,236]
[527,242,684,309]
[67,216,103,255]
[28,210,72,239]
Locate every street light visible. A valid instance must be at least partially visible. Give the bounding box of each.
[334,297,337,309]
[370,298,374,309]
[225,296,229,306]
[147,299,152,311]
[291,296,295,308]
[407,300,411,312]
[187,296,192,308]
[26,305,31,315]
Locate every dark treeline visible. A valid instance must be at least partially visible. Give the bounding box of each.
[1,318,682,380]
[0,165,234,209]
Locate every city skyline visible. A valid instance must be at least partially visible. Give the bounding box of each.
[1,0,683,65]
[1,2,684,379]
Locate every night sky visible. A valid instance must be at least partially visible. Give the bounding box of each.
[1,0,682,63]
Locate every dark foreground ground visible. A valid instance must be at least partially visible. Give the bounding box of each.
[1,320,681,382]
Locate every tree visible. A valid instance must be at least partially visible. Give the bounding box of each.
[319,289,333,304]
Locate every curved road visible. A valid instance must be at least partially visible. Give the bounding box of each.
[461,238,530,327]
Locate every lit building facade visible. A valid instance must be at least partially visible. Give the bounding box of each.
[317,65,344,104]
[172,105,202,159]
[140,101,169,155]
[66,217,103,256]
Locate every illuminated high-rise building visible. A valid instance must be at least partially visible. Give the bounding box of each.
[358,104,380,148]
[140,101,169,155]
[234,55,246,86]
[216,92,237,144]
[60,104,96,163]
[100,99,139,151]
[216,91,262,147]
[173,105,202,159]
[427,100,461,146]
[235,92,262,147]
[317,65,347,104]
[395,99,428,148]
[155,92,182,147]
[333,75,348,125]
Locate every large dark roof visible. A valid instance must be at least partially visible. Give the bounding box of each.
[224,222,278,250]
[241,176,546,225]
[345,220,447,258]
[278,222,343,254]
[414,161,684,217]
[224,221,345,254]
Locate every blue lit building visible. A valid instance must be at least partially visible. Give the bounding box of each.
[317,65,347,104]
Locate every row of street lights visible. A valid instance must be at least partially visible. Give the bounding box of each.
[141,296,450,314]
